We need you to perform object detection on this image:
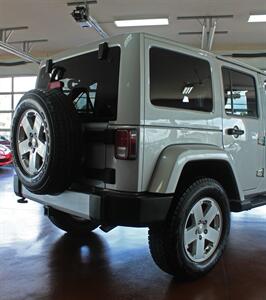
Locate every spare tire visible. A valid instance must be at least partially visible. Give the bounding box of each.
[11,89,81,194]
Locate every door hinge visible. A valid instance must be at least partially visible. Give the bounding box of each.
[258,136,266,146]
[256,168,264,177]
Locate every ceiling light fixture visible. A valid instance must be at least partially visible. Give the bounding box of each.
[114,18,169,27]
[182,96,190,103]
[248,14,266,22]
[182,84,194,95]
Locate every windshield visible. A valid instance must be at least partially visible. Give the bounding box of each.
[37,46,121,121]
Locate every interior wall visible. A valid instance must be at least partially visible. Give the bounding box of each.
[0,63,39,76]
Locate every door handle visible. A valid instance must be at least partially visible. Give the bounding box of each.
[226,126,245,138]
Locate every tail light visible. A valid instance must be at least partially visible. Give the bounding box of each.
[115,129,137,160]
[48,81,63,90]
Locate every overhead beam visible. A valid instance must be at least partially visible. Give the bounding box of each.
[0,26,29,31]
[179,31,228,35]
[67,1,97,6]
[0,40,41,64]
[177,15,233,50]
[207,20,217,51]
[221,52,266,58]
[201,20,207,50]
[9,39,48,44]
[9,39,48,53]
[0,26,29,43]
[88,15,109,38]
[177,15,234,20]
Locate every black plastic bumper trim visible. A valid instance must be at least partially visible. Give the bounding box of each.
[15,174,173,226]
[89,190,173,226]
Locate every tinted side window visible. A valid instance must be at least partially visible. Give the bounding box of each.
[222,68,258,118]
[150,47,213,112]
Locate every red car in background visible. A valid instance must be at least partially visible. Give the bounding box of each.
[0,145,12,166]
[0,135,10,148]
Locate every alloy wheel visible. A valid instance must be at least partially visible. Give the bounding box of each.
[17,109,48,176]
[183,197,223,263]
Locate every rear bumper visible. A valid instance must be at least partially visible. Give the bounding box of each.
[14,175,173,227]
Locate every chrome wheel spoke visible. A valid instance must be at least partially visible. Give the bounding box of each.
[206,227,220,244]
[21,116,32,137]
[37,141,46,158]
[29,151,37,174]
[34,114,43,137]
[193,202,204,224]
[18,139,30,155]
[195,238,205,260]
[205,205,218,225]
[184,227,197,246]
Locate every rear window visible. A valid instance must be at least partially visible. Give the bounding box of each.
[37,46,121,121]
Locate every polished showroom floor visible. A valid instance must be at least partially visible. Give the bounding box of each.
[1,166,266,300]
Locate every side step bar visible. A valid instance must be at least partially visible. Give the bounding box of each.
[231,195,266,212]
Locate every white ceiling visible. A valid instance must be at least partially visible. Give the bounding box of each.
[0,0,266,56]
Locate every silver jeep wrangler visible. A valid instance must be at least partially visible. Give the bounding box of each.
[11,33,266,279]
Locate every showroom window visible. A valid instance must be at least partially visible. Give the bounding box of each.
[0,76,37,138]
[149,47,213,112]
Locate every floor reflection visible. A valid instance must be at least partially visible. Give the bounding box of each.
[49,233,113,300]
[1,166,266,300]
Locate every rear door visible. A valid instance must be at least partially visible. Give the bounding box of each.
[222,67,264,192]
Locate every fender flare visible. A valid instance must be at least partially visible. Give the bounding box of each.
[148,144,243,200]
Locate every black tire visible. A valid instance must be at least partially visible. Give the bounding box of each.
[11,89,81,194]
[148,178,230,279]
[48,207,98,235]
